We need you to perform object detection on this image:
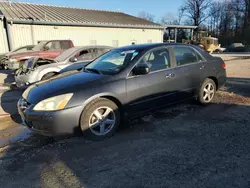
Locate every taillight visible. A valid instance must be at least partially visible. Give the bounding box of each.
[222,63,226,69]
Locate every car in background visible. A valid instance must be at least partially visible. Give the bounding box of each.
[18,43,226,141]
[227,43,246,52]
[14,45,112,88]
[4,40,74,70]
[0,45,35,69]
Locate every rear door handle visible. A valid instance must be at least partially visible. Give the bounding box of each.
[166,73,175,79]
[200,65,205,69]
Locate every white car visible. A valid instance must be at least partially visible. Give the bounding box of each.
[15,46,112,88]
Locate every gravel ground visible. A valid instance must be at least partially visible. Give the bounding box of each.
[0,59,250,188]
[226,59,250,78]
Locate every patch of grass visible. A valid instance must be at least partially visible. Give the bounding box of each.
[214,91,250,105]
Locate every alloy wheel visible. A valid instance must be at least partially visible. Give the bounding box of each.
[203,83,215,102]
[89,106,116,136]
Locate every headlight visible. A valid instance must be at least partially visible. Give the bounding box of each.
[33,93,73,111]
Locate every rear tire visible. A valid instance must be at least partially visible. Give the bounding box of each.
[198,78,216,104]
[41,72,57,81]
[80,98,120,141]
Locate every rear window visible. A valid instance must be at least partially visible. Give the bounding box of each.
[61,41,71,49]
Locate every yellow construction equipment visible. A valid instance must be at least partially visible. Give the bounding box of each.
[199,37,221,53]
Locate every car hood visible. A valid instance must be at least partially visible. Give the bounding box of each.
[23,71,109,104]
[9,51,39,59]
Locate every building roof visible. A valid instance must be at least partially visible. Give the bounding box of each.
[162,24,198,29]
[0,1,163,29]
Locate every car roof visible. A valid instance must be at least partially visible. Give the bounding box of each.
[114,43,193,51]
[74,45,113,50]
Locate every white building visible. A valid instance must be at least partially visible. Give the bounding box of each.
[0,2,163,53]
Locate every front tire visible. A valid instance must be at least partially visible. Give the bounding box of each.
[198,78,216,104]
[80,98,120,141]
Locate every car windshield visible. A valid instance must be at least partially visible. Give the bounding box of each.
[32,41,47,51]
[55,47,77,62]
[85,49,140,74]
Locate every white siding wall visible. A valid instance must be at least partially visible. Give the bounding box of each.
[11,24,163,48]
[0,19,8,53]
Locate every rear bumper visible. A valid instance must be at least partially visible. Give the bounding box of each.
[18,99,83,136]
[217,69,227,88]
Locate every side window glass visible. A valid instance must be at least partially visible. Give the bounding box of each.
[44,42,61,51]
[173,47,200,66]
[15,47,27,53]
[196,52,204,62]
[61,41,71,49]
[137,48,170,72]
[27,46,34,50]
[98,48,110,56]
[76,49,94,61]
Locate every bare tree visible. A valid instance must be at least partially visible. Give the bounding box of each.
[177,7,185,24]
[161,12,178,25]
[138,11,155,22]
[182,0,211,26]
[244,0,250,33]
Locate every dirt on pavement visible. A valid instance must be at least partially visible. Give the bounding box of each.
[0,59,250,188]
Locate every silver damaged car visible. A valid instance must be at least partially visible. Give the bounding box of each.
[15,46,112,88]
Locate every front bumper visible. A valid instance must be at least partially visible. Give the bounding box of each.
[17,98,83,136]
[15,70,40,88]
[15,74,29,88]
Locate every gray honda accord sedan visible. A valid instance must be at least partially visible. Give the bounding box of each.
[18,43,226,140]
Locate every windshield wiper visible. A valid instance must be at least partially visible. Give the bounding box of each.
[84,68,103,75]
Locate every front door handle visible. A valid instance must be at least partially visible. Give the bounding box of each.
[166,73,175,79]
[200,65,205,70]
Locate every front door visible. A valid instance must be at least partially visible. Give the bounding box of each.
[126,47,180,114]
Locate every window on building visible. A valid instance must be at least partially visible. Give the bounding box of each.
[136,48,170,72]
[61,41,71,49]
[112,40,119,47]
[90,40,97,45]
[173,46,203,66]
[147,39,152,43]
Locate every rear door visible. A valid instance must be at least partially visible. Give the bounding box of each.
[171,45,207,98]
[126,47,180,114]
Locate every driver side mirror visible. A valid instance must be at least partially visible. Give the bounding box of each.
[69,57,78,62]
[132,63,150,75]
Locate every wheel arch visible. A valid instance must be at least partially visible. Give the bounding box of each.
[38,68,60,80]
[207,76,218,90]
[78,93,123,128]
[82,93,123,109]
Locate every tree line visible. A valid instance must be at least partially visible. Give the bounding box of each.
[138,0,250,45]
